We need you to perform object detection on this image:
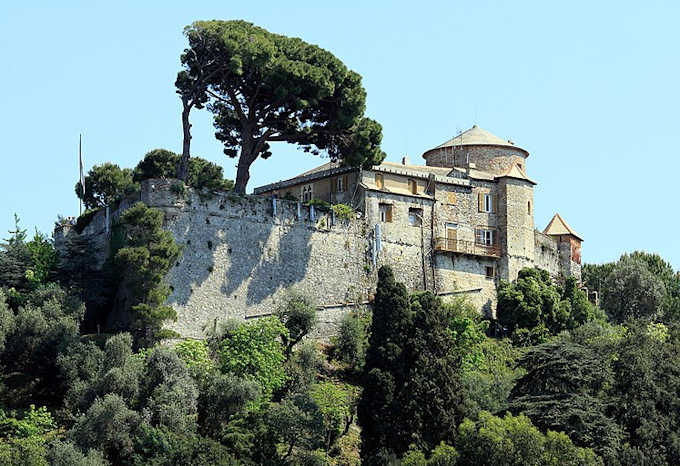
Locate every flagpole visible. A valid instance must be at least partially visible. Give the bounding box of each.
[79,134,83,216]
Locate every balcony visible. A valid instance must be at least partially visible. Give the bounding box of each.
[434,237,501,258]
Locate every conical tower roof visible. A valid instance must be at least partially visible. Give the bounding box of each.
[543,213,583,241]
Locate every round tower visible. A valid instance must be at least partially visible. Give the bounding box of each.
[422,125,529,176]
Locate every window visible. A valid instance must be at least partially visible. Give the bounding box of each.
[379,203,392,223]
[485,266,495,278]
[301,184,313,202]
[478,192,497,213]
[375,173,384,189]
[527,201,531,215]
[336,175,348,193]
[408,208,423,226]
[475,228,495,246]
[408,179,417,194]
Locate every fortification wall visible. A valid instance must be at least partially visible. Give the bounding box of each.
[138,179,375,338]
[54,178,582,339]
[534,230,561,276]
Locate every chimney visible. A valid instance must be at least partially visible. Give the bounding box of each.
[401,155,409,165]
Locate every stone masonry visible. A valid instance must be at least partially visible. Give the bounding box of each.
[55,125,583,339]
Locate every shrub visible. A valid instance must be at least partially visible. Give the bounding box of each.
[306,198,331,212]
[333,309,370,371]
[170,181,186,197]
[275,291,317,356]
[332,203,354,220]
[133,149,233,191]
[217,317,288,397]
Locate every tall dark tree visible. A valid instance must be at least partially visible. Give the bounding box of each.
[175,27,221,181]
[358,266,412,464]
[358,267,464,464]
[177,20,385,193]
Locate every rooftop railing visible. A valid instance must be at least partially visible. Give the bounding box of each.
[434,237,501,258]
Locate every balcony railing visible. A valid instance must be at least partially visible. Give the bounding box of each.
[434,238,501,258]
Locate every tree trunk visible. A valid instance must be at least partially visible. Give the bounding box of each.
[176,99,192,181]
[233,140,257,194]
[233,160,253,194]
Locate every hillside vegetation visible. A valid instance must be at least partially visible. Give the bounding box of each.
[2,204,680,464]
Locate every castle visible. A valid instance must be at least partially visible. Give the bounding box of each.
[55,125,583,338]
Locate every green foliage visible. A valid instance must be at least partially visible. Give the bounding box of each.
[0,405,55,439]
[197,371,260,440]
[601,255,666,323]
[170,180,186,197]
[267,392,324,460]
[115,202,181,347]
[508,339,622,461]
[174,339,215,383]
[455,411,602,466]
[178,20,385,192]
[402,442,459,465]
[284,341,321,394]
[217,316,288,397]
[497,267,598,338]
[609,323,680,464]
[306,198,331,212]
[0,215,32,290]
[131,424,238,465]
[69,393,141,464]
[24,231,56,287]
[75,162,137,210]
[0,435,48,466]
[358,267,464,463]
[276,290,317,356]
[309,382,359,453]
[461,338,524,420]
[445,298,488,373]
[46,440,108,466]
[133,148,234,191]
[333,308,370,372]
[332,203,354,220]
[0,285,83,406]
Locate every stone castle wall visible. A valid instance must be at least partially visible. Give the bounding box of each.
[534,231,562,276]
[139,179,376,339]
[55,178,575,339]
[424,145,527,176]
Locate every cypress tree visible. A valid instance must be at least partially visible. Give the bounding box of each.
[358,267,465,464]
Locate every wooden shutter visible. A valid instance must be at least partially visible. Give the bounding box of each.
[343,175,348,192]
[385,205,392,222]
[478,192,484,212]
[331,177,336,193]
[448,192,456,205]
[492,195,498,213]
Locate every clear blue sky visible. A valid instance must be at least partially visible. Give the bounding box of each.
[1,1,679,269]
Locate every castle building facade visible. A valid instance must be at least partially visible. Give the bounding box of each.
[255,125,583,315]
[55,125,583,338]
